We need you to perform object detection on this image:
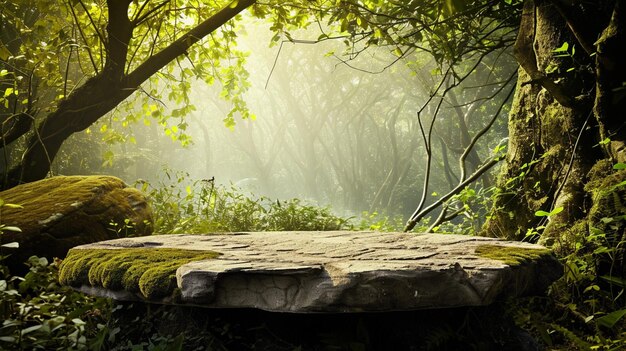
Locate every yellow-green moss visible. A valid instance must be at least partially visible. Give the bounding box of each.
[475,244,551,266]
[59,248,220,299]
[587,168,626,223]
[0,175,153,236]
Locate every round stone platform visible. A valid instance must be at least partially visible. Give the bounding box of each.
[59,231,561,312]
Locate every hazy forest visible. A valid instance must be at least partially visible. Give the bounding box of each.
[1,0,626,349]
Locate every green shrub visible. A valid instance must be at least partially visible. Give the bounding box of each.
[354,211,405,232]
[138,171,351,233]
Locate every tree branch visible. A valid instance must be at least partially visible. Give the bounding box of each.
[550,0,596,56]
[1,112,34,146]
[459,74,516,180]
[404,156,501,232]
[126,0,255,88]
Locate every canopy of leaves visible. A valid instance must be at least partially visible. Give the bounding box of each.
[255,0,521,72]
[1,0,522,143]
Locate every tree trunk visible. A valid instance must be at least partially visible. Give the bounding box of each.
[483,0,626,253]
[6,74,133,185]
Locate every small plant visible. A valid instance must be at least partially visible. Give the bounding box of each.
[0,198,23,259]
[356,211,404,232]
[140,170,352,233]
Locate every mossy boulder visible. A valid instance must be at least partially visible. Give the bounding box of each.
[0,176,153,272]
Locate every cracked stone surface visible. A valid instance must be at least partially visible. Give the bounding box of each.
[0,176,153,272]
[63,231,561,312]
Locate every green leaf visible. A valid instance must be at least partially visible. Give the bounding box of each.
[0,43,11,61]
[163,334,185,351]
[553,42,569,53]
[550,207,563,216]
[1,242,19,248]
[613,163,626,170]
[72,318,86,326]
[21,324,43,335]
[596,309,626,329]
[535,207,563,217]
[583,284,600,293]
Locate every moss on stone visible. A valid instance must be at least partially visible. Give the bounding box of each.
[59,248,220,299]
[585,159,614,190]
[0,176,154,273]
[475,244,551,266]
[0,176,141,234]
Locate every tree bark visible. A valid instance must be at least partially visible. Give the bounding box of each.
[483,0,625,248]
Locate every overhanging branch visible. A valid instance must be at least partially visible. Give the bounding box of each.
[126,0,255,88]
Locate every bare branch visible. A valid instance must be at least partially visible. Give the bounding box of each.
[404,157,501,232]
[133,0,169,26]
[459,74,516,181]
[67,1,99,74]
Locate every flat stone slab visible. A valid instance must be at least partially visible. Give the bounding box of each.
[59,231,561,312]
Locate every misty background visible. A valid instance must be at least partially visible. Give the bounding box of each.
[52,17,515,221]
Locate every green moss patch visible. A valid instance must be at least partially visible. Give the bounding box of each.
[59,248,220,299]
[475,244,551,266]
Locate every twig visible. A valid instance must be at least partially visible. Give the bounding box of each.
[405,157,501,232]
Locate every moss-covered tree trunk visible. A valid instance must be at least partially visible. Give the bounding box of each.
[484,0,626,256]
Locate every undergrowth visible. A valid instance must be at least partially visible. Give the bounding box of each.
[0,255,111,350]
[3,171,625,349]
[510,166,626,350]
[512,224,626,350]
[139,171,352,233]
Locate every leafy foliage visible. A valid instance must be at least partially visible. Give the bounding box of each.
[0,255,110,350]
[142,170,351,233]
[512,166,626,349]
[259,0,521,68]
